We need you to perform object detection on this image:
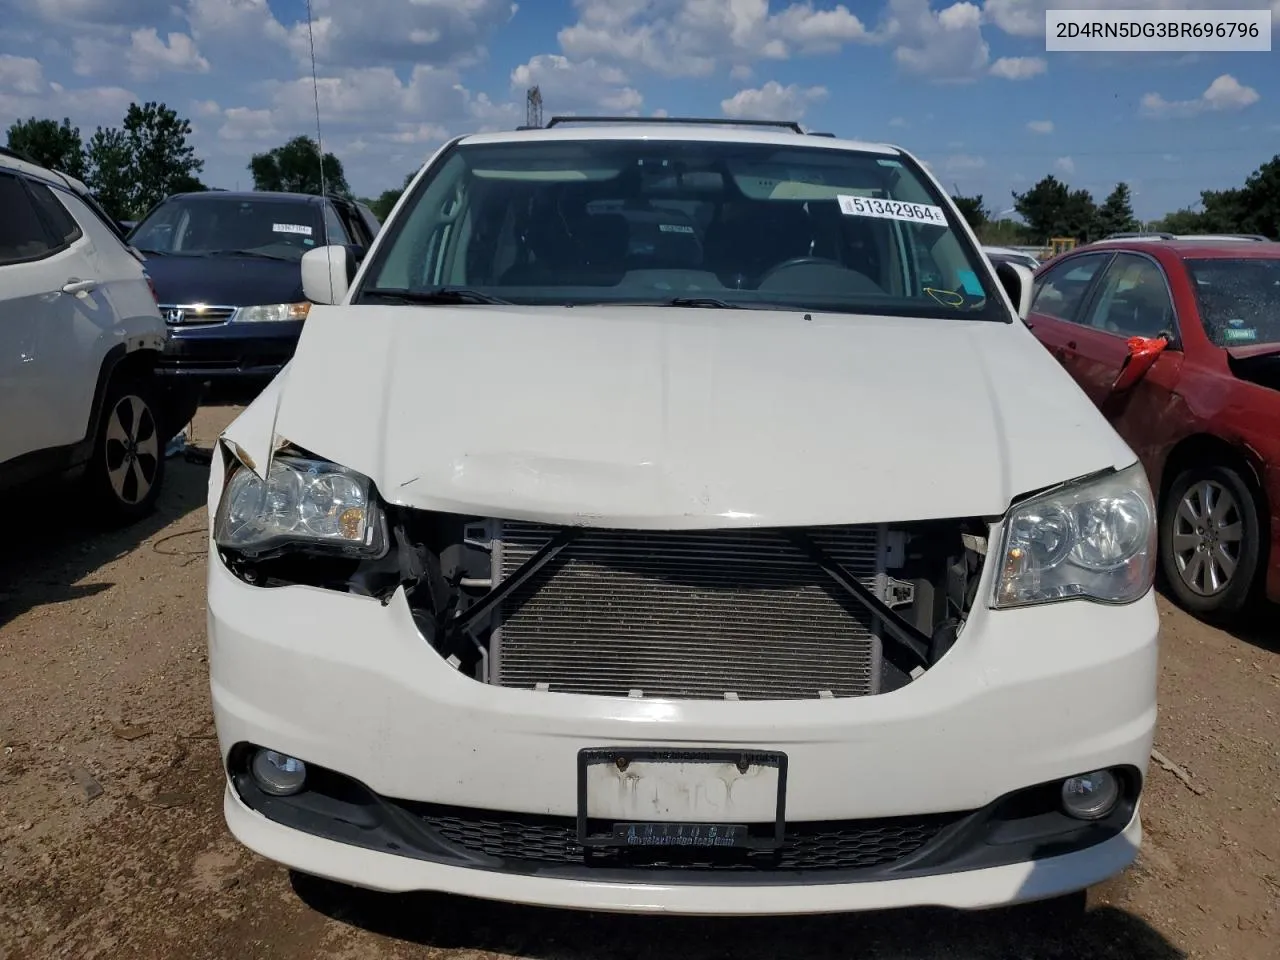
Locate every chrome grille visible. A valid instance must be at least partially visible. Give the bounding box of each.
[159,303,236,325]
[490,522,884,700]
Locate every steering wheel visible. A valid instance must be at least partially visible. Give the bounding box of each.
[757,256,845,285]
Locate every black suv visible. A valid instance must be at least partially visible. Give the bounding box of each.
[128,191,379,404]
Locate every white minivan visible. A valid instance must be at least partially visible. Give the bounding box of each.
[206,119,1158,915]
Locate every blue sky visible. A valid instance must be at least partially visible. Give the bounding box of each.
[1,1,1277,219]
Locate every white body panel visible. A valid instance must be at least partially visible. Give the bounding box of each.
[262,304,1134,529]
[0,171,163,465]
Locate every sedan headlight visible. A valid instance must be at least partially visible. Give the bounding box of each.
[994,463,1156,608]
[214,455,386,558]
[234,302,311,323]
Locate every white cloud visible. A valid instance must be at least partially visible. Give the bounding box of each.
[1141,74,1260,118]
[1055,156,1075,175]
[886,0,991,83]
[989,56,1045,80]
[0,54,44,94]
[558,0,874,78]
[1027,119,1054,134]
[301,0,517,68]
[0,53,136,131]
[70,28,210,81]
[730,64,753,81]
[128,29,210,78]
[720,80,827,120]
[217,106,277,142]
[19,0,172,25]
[511,54,643,115]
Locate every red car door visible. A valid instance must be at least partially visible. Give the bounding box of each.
[1026,252,1114,374]
[1070,252,1186,466]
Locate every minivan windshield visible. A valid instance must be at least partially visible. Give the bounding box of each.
[360,138,1006,320]
[1186,257,1280,348]
[129,195,346,261]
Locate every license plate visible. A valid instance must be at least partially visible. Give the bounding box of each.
[577,748,787,850]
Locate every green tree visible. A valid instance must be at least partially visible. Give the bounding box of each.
[124,101,204,214]
[951,192,989,231]
[249,135,350,196]
[1093,182,1139,238]
[1151,207,1208,234]
[367,171,416,221]
[85,127,135,221]
[84,102,205,220]
[1012,175,1097,243]
[5,117,86,179]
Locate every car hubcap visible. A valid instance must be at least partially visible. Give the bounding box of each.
[1172,480,1244,597]
[104,395,159,505]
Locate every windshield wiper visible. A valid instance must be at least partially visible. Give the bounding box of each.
[574,297,745,309]
[665,296,742,309]
[201,249,296,261]
[362,287,513,305]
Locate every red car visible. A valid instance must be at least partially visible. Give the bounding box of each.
[1025,238,1280,619]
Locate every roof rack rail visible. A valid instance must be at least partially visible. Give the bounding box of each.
[544,115,806,134]
[0,144,37,164]
[1104,231,1175,240]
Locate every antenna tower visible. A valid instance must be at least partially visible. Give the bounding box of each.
[526,86,543,129]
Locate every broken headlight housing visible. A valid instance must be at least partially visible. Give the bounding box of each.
[214,455,387,559]
[993,463,1156,609]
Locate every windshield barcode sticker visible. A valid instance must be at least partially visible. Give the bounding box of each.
[837,195,948,227]
[273,223,313,236]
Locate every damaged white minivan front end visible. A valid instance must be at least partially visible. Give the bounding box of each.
[206,125,1158,915]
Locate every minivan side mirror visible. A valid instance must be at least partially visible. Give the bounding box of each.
[1112,336,1169,393]
[301,244,355,305]
[994,261,1036,320]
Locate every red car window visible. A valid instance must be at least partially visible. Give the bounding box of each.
[1083,254,1176,339]
[1031,253,1111,323]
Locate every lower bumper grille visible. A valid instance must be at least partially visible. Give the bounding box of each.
[490,522,886,700]
[416,804,963,872]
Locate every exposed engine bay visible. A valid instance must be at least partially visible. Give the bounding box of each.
[221,508,990,701]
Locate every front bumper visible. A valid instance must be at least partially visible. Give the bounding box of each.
[157,320,303,380]
[208,547,1160,912]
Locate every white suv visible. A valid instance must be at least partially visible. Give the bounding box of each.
[0,148,170,520]
[207,119,1159,915]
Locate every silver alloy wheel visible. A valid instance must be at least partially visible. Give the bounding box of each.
[103,394,159,505]
[1171,479,1244,597]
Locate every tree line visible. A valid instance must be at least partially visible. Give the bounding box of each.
[954,153,1280,246]
[4,102,378,222]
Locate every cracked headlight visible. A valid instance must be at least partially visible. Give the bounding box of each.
[214,455,386,558]
[994,463,1156,609]
[234,302,311,323]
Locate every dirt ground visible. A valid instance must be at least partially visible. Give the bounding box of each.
[1,406,1277,960]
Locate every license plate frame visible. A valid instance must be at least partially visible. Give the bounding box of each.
[577,748,788,851]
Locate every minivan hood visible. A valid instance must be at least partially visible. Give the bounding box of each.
[141,254,304,307]
[256,305,1137,529]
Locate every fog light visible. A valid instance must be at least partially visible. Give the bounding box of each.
[251,749,307,796]
[1061,770,1120,820]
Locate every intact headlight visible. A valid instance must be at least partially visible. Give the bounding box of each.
[994,463,1156,608]
[214,455,386,558]
[234,302,311,323]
